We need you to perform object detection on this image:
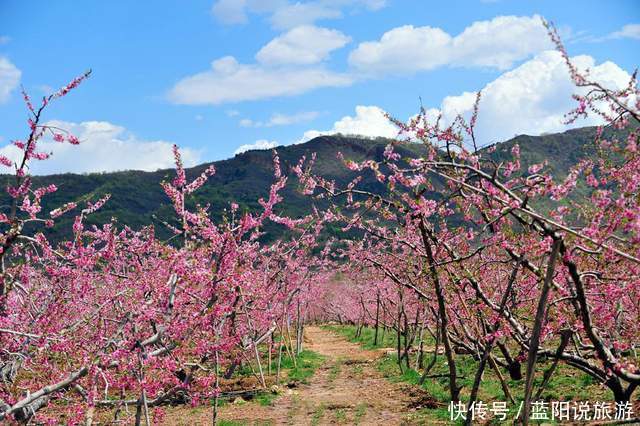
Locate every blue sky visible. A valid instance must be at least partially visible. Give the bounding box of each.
[0,0,638,174]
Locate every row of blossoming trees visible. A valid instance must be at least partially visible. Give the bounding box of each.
[297,23,640,424]
[0,24,639,424]
[0,73,335,424]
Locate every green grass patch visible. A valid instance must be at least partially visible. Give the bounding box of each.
[218,348,324,424]
[323,324,405,349]
[254,391,278,407]
[278,350,325,384]
[287,394,302,423]
[373,339,612,405]
[352,363,364,376]
[235,363,256,377]
[354,403,367,424]
[328,361,342,383]
[218,420,247,426]
[328,324,620,425]
[310,403,326,425]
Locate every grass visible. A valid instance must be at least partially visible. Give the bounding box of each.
[352,363,363,376]
[328,324,619,425]
[310,403,326,425]
[216,346,324,423]
[236,363,256,377]
[328,360,342,383]
[254,391,278,407]
[276,349,325,384]
[376,354,451,422]
[218,420,247,426]
[231,343,326,386]
[287,394,302,424]
[354,403,367,424]
[323,324,402,349]
[334,408,347,423]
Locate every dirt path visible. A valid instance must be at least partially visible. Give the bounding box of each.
[163,326,436,425]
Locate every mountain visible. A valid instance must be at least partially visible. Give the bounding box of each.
[0,126,617,243]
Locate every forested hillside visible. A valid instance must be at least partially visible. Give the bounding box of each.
[1,126,620,243]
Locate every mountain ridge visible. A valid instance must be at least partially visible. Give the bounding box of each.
[0,126,613,242]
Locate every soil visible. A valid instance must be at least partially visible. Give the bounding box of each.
[161,326,441,425]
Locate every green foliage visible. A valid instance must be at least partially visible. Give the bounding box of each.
[1,135,404,244]
[329,324,614,425]
[254,392,278,407]
[334,408,347,422]
[323,324,400,349]
[354,403,367,424]
[283,350,325,384]
[217,420,247,426]
[1,127,622,245]
[310,403,326,425]
[216,349,324,424]
[328,361,341,383]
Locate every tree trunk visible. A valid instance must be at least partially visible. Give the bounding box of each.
[418,220,460,402]
[374,291,380,346]
[522,239,560,425]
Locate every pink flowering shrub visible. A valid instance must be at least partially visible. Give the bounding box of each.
[296,21,640,413]
[0,75,329,424]
[0,21,638,426]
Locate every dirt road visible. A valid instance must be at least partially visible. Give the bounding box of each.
[162,326,437,425]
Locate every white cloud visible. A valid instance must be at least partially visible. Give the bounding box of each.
[295,52,633,147]
[349,15,551,75]
[192,13,563,107]
[0,36,10,45]
[0,120,201,175]
[195,114,204,121]
[168,56,352,105]
[234,139,278,154]
[427,50,633,145]
[270,3,342,29]
[269,111,320,125]
[0,56,21,103]
[170,20,355,105]
[211,0,249,24]
[211,0,386,29]
[271,0,386,29]
[350,25,451,74]
[609,24,640,40]
[240,111,320,127]
[256,25,350,65]
[298,105,397,142]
